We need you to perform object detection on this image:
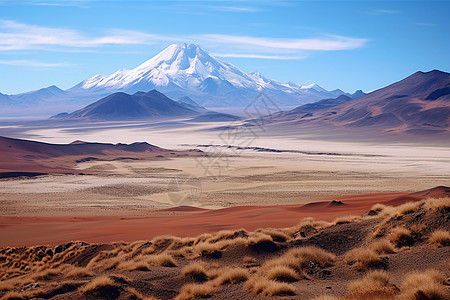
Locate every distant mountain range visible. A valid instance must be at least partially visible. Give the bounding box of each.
[52,89,200,120]
[265,70,450,135]
[0,43,354,117]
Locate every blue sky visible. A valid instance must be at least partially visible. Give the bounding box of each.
[0,0,449,94]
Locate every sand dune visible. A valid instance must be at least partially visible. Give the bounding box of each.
[1,187,447,248]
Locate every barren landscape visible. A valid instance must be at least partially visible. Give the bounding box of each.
[1,1,449,298]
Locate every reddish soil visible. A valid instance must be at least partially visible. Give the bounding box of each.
[1,187,447,247]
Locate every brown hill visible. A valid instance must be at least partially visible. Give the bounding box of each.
[0,136,185,176]
[268,70,450,136]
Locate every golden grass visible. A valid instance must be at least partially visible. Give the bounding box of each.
[79,275,118,294]
[182,262,209,282]
[1,288,46,300]
[387,226,413,247]
[345,248,384,270]
[311,296,338,300]
[255,228,291,242]
[175,282,216,300]
[428,229,450,247]
[64,267,94,278]
[287,246,336,267]
[346,270,396,300]
[243,256,258,267]
[146,254,176,267]
[245,276,296,296]
[333,215,362,225]
[371,203,386,212]
[397,201,422,215]
[263,280,296,296]
[247,233,273,245]
[369,239,396,254]
[423,197,450,211]
[399,269,449,300]
[266,265,299,282]
[211,267,249,285]
[30,268,60,281]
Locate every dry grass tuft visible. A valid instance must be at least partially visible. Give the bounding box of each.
[428,229,450,247]
[399,269,449,299]
[397,201,422,215]
[347,270,397,299]
[424,197,450,211]
[175,282,216,300]
[212,268,249,285]
[243,256,258,267]
[345,248,385,270]
[245,277,296,296]
[333,215,361,225]
[182,262,209,282]
[118,260,150,271]
[146,254,176,267]
[311,296,338,300]
[256,228,291,242]
[267,265,299,282]
[371,203,386,212]
[64,267,94,278]
[263,280,296,296]
[388,227,414,247]
[369,239,396,254]
[79,275,119,294]
[31,268,60,281]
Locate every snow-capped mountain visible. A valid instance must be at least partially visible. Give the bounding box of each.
[70,43,347,107]
[0,43,352,117]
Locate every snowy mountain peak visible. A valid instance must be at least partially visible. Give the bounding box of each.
[73,43,346,107]
[138,43,221,74]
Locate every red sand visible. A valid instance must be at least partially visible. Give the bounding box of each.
[0,191,427,248]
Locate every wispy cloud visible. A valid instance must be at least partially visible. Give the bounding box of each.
[200,34,367,51]
[0,20,368,60]
[369,9,399,15]
[214,53,305,60]
[0,20,164,50]
[0,59,70,67]
[415,22,438,27]
[206,5,260,13]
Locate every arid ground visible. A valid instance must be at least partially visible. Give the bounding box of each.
[0,120,449,299]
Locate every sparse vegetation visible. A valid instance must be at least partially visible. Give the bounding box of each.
[397,201,422,215]
[333,215,361,225]
[267,265,300,282]
[399,269,449,299]
[0,196,448,299]
[175,282,216,300]
[345,248,385,270]
[369,239,396,254]
[388,226,414,247]
[182,262,209,282]
[428,229,450,247]
[346,270,397,299]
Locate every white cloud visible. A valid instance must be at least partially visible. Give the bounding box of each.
[206,6,259,12]
[369,9,399,15]
[200,34,367,51]
[0,20,163,50]
[415,22,438,27]
[0,59,70,67]
[0,20,368,60]
[214,53,305,60]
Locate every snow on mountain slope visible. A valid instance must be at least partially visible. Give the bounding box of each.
[71,43,347,107]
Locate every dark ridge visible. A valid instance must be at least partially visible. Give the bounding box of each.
[329,200,345,207]
[0,172,48,179]
[425,86,450,100]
